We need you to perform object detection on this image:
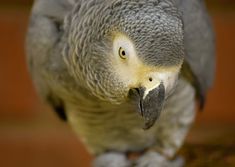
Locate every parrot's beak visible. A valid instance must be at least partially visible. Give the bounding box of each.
[129,82,165,130]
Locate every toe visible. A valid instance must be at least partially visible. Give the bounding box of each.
[93,152,131,167]
[135,151,184,167]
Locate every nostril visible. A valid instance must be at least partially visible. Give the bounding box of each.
[149,77,153,82]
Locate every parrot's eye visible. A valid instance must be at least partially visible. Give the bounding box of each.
[119,47,127,59]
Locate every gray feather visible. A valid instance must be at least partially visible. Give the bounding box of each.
[26,0,215,161]
[25,0,75,118]
[176,0,215,94]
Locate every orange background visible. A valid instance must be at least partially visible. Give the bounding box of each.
[0,1,235,167]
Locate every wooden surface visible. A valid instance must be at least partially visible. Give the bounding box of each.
[0,1,235,167]
[0,111,234,167]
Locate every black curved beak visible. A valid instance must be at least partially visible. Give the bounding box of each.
[129,82,165,130]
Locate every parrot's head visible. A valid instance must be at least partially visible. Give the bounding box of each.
[64,0,184,129]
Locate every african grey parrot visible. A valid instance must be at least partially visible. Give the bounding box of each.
[26,0,215,166]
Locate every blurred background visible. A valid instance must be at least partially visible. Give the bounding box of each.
[0,0,234,167]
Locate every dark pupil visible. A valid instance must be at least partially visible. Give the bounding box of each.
[122,50,126,56]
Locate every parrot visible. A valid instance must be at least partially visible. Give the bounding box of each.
[26,0,215,166]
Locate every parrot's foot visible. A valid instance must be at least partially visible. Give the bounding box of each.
[93,152,131,167]
[134,151,184,167]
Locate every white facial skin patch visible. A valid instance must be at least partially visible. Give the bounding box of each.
[142,71,179,99]
[111,33,182,99]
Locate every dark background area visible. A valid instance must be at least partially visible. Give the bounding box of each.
[0,0,235,167]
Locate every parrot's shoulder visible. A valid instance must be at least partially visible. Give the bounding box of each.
[176,0,215,109]
[25,1,81,120]
[180,61,205,109]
